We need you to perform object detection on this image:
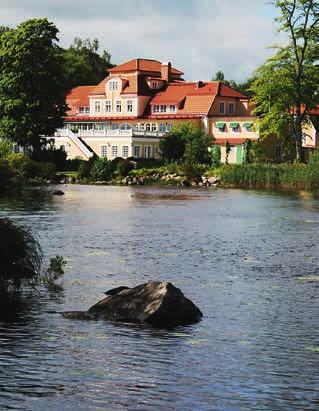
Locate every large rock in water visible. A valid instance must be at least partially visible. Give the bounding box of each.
[63,281,203,327]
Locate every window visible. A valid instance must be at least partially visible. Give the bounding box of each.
[146,123,151,131]
[111,123,119,130]
[229,122,239,132]
[116,101,122,113]
[79,106,90,114]
[275,145,282,162]
[94,101,101,113]
[151,81,157,89]
[228,102,235,115]
[145,146,152,158]
[134,145,141,158]
[13,145,20,153]
[112,146,118,157]
[215,122,226,132]
[151,123,157,131]
[101,145,107,158]
[109,80,119,91]
[127,100,133,113]
[169,105,176,112]
[160,105,167,113]
[105,100,112,112]
[139,123,145,131]
[122,146,129,158]
[159,123,166,132]
[243,122,253,132]
[154,105,160,113]
[219,102,225,114]
[166,123,173,131]
[120,123,132,130]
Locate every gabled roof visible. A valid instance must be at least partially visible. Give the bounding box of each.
[219,83,248,99]
[66,86,95,115]
[108,58,184,75]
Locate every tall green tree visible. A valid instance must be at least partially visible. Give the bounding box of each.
[160,124,211,164]
[251,0,319,162]
[62,37,113,89]
[0,19,67,150]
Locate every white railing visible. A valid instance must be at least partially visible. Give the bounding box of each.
[55,128,94,158]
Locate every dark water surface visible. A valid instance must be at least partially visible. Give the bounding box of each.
[0,186,318,410]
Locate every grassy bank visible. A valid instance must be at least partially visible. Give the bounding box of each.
[214,163,319,190]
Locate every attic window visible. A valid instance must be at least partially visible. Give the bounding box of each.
[151,81,157,89]
[169,105,176,112]
[228,102,235,115]
[109,80,119,91]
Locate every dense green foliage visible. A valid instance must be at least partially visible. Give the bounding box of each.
[0,218,42,294]
[0,19,67,150]
[160,124,211,164]
[90,157,113,181]
[61,37,113,90]
[215,152,319,190]
[210,145,221,168]
[251,0,319,162]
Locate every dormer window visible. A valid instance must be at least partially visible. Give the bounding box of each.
[109,80,119,91]
[94,101,101,113]
[151,81,157,89]
[228,102,235,115]
[79,106,90,114]
[219,102,225,114]
[169,105,176,112]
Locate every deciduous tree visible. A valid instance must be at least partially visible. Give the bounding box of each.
[251,0,319,162]
[0,19,67,150]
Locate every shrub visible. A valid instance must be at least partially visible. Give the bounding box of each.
[90,157,112,181]
[32,145,67,170]
[0,159,14,192]
[0,139,13,159]
[0,218,42,295]
[210,145,221,168]
[115,159,134,177]
[42,255,67,291]
[21,160,56,181]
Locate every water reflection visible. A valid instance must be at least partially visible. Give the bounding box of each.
[0,186,318,410]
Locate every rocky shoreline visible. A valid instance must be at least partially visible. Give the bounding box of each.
[120,173,220,187]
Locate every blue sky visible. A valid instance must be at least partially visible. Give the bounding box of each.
[0,0,283,82]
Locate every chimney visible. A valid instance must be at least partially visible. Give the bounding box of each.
[161,62,172,82]
[196,81,203,89]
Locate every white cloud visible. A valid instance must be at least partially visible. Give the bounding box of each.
[0,0,282,82]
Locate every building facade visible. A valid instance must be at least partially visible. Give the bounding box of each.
[49,58,319,163]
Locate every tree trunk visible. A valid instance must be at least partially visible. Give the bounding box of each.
[295,109,304,162]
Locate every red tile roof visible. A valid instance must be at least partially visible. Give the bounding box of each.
[66,86,95,115]
[219,83,248,99]
[108,59,183,75]
[213,137,258,145]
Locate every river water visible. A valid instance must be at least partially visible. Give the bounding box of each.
[0,185,318,410]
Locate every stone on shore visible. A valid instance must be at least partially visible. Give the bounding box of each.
[52,190,64,196]
[63,281,203,327]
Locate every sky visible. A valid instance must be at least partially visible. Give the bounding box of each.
[0,0,284,82]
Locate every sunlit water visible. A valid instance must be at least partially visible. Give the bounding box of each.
[0,185,318,410]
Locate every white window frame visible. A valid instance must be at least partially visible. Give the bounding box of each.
[151,81,157,89]
[154,105,160,113]
[169,105,176,112]
[134,145,141,158]
[111,145,118,157]
[127,100,133,113]
[79,106,85,114]
[159,123,166,132]
[145,145,152,158]
[116,100,122,113]
[160,105,167,113]
[151,123,157,131]
[85,106,90,114]
[122,146,129,158]
[166,123,173,131]
[94,101,101,113]
[228,102,235,115]
[109,80,119,91]
[105,100,112,113]
[101,145,107,158]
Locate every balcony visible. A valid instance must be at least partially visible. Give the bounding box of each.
[55,128,167,138]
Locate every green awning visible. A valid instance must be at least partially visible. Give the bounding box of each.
[243,122,253,128]
[229,122,239,128]
[215,122,225,129]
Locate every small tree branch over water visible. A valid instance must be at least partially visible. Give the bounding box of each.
[251,0,319,162]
